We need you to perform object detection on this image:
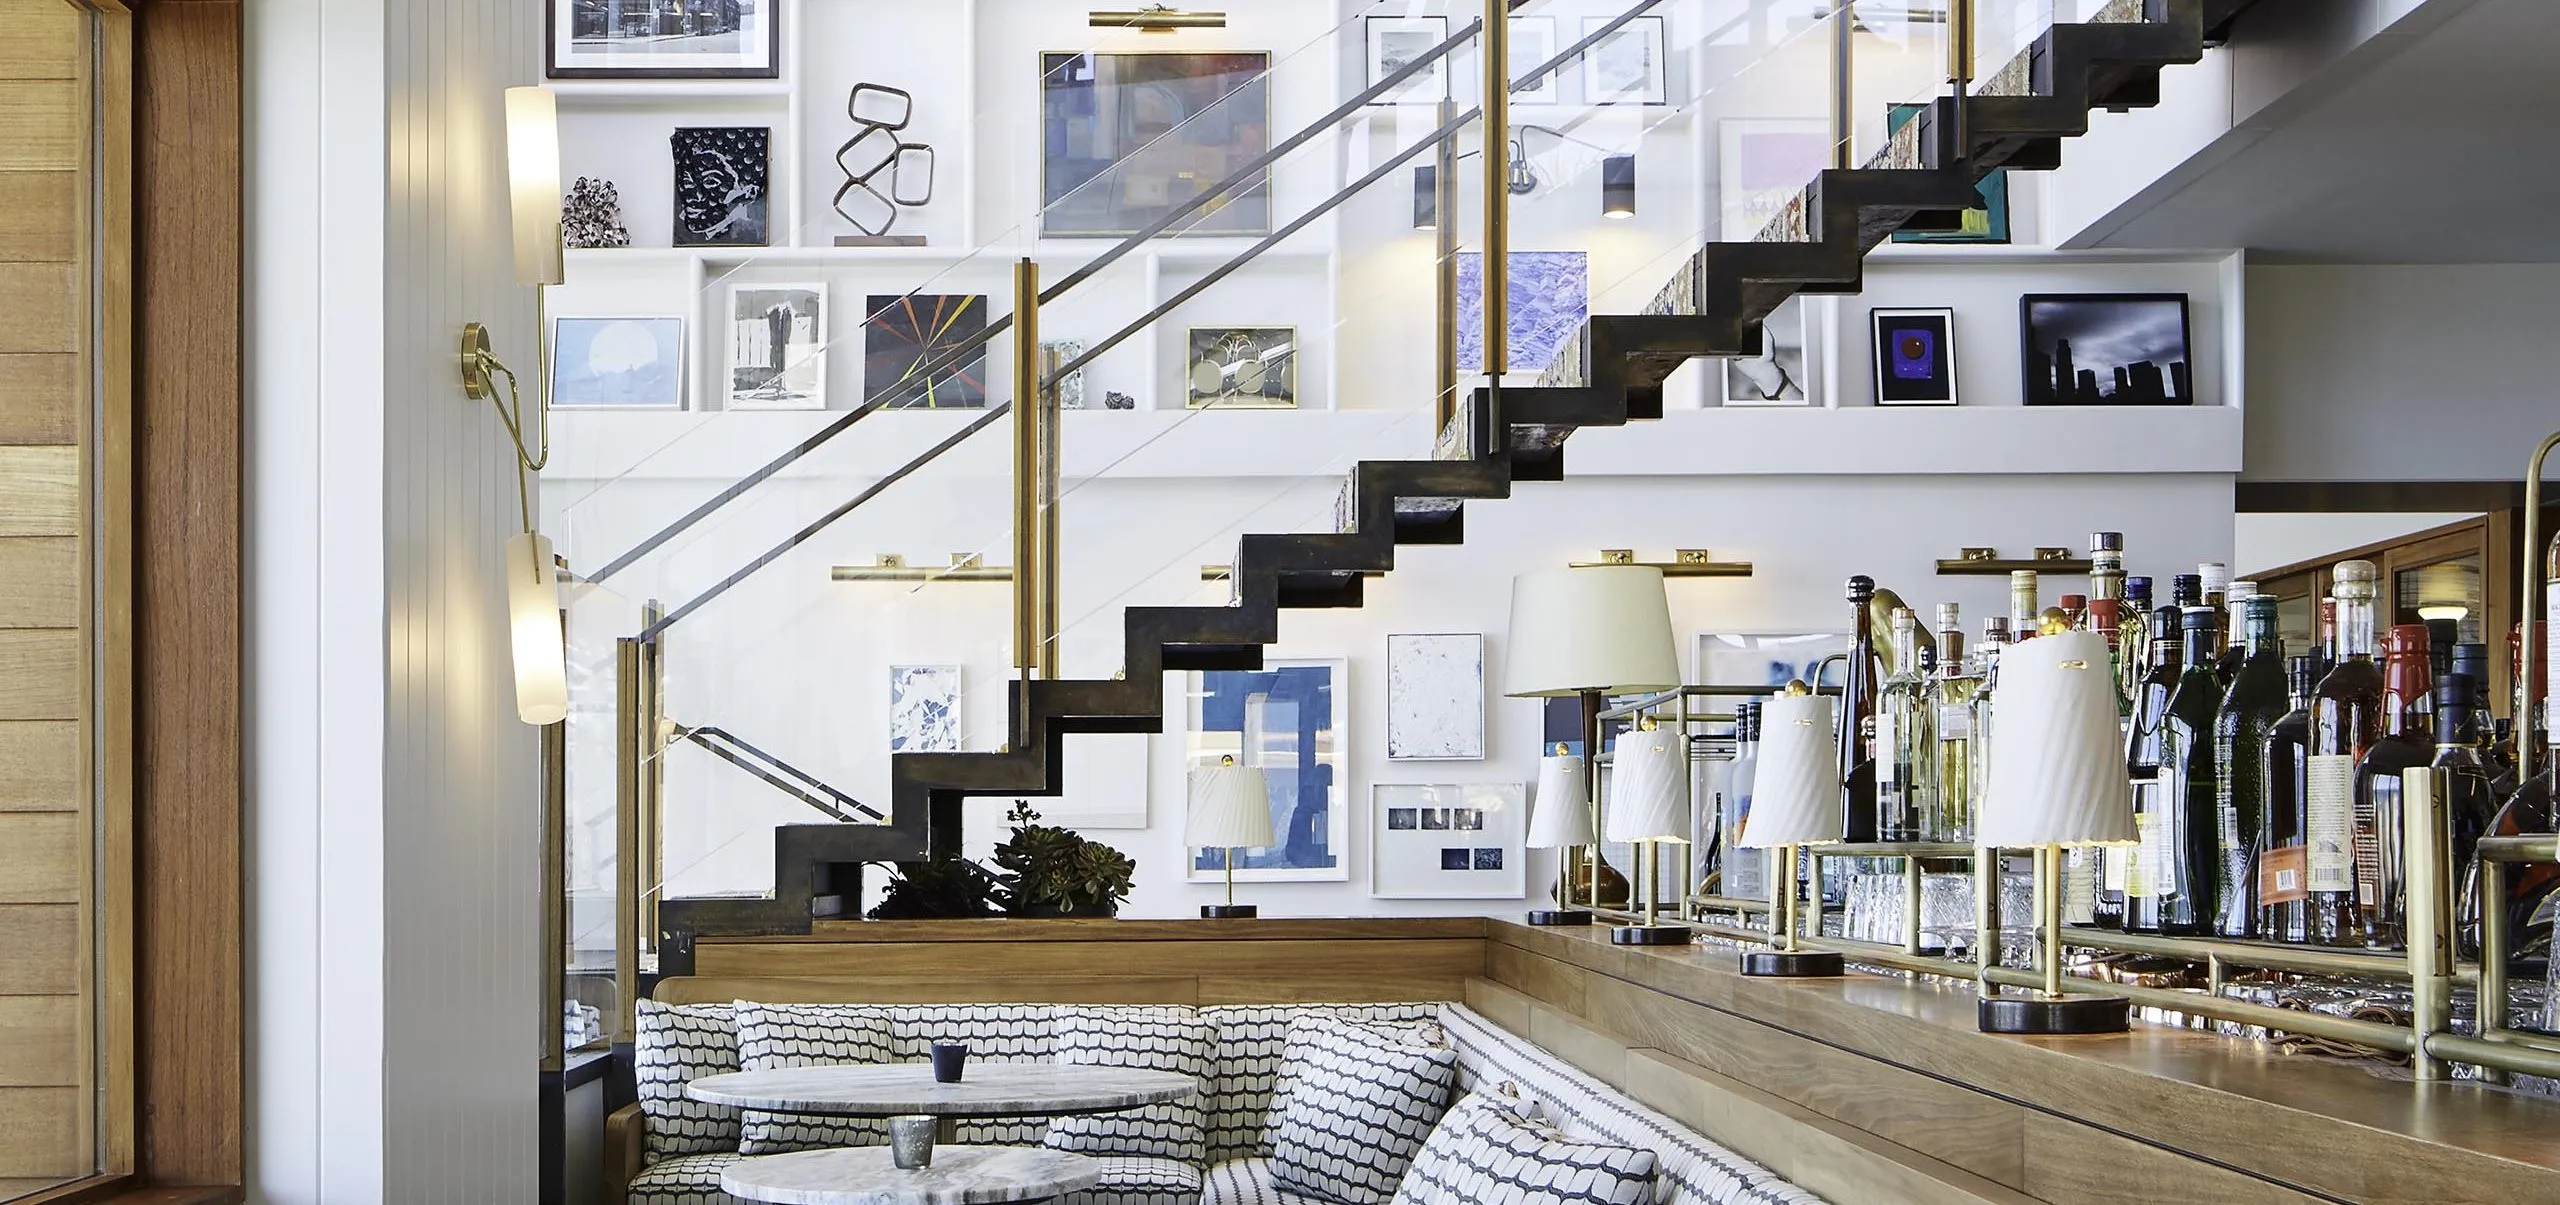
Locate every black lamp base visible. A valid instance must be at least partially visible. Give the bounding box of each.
[1977,993,2131,1035]
[1525,909,1595,926]
[1609,923,1694,946]
[1740,949,1845,977]
[1200,904,1259,919]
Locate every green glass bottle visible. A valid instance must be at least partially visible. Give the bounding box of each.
[2214,596,2287,938]
[2157,605,2224,935]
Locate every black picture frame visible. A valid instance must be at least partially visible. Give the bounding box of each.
[671,127,771,247]
[2019,293,2193,407]
[1871,307,1956,406]
[546,0,782,80]
[864,294,990,410]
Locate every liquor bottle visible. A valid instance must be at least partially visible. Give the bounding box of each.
[2306,560,2384,947]
[1931,604,1978,843]
[2059,593,2089,632]
[2433,675,2495,958]
[2219,579,2258,686]
[2171,572,2203,612]
[2088,533,2127,608]
[1725,701,1765,900]
[2258,656,2319,943]
[2123,603,2184,934]
[2199,561,2232,670]
[2156,606,2224,936]
[2353,623,2434,949]
[2004,571,2036,644]
[1968,619,2010,850]
[2214,596,2286,938]
[1840,576,1880,843]
[1877,608,1929,842]
[2119,576,2155,705]
[2452,643,2515,787]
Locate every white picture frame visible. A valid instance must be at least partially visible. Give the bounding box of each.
[1719,117,1828,242]
[1366,16,1449,105]
[1509,16,1560,106]
[1386,633,1485,761]
[1872,307,1959,406]
[887,665,961,753]
[550,316,686,410]
[1722,294,1815,407]
[1580,15,1668,106]
[727,282,828,411]
[1370,782,1527,900]
[1185,658,1351,883]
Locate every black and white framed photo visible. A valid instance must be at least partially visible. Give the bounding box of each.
[1723,294,1812,407]
[1871,308,1956,406]
[548,0,780,80]
[1580,16,1667,106]
[671,127,770,246]
[1371,783,1526,899]
[1508,16,1560,105]
[1185,327,1297,409]
[550,316,685,410]
[726,283,826,411]
[2021,293,2193,406]
[1366,16,1448,105]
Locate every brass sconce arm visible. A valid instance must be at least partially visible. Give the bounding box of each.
[459,320,551,533]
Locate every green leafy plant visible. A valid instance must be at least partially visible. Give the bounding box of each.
[993,801,1138,917]
[866,856,999,920]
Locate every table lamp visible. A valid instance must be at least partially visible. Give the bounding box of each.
[1606,721,1693,945]
[1504,566,1681,925]
[1524,747,1595,925]
[1188,755,1275,919]
[1737,684,1845,977]
[1977,629,2137,1034]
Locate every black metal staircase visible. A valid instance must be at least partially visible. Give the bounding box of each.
[659,0,2235,973]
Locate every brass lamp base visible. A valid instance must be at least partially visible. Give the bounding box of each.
[1526,909,1595,926]
[1200,903,1258,919]
[1609,923,1694,946]
[1977,992,2130,1035]
[1741,950,1845,977]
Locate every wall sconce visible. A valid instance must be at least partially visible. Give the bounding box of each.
[1936,547,2093,575]
[1412,164,1436,231]
[1568,549,1754,579]
[830,554,1013,583]
[506,86,564,288]
[1601,154,1636,219]
[1090,5,1226,31]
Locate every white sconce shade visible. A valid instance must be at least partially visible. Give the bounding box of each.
[1981,630,2137,847]
[1186,760,1275,850]
[1502,566,1681,697]
[1604,729,1686,843]
[505,531,568,725]
[505,86,564,287]
[1525,754,1593,848]
[1739,692,1838,848]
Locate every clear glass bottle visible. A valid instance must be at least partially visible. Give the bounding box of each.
[2307,560,2383,947]
[1967,618,2010,856]
[2215,596,2287,939]
[2123,603,2184,934]
[2157,606,2224,936]
[2354,623,2434,949]
[2009,571,2040,644]
[1877,607,1930,843]
[1840,576,1879,843]
[2118,575,2155,706]
[1931,604,1978,844]
[2259,655,2319,942]
[1725,701,1764,900]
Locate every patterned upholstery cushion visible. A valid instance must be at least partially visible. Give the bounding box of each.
[732,1002,895,1155]
[1200,1002,1444,1161]
[873,1004,1060,1146]
[1045,1006,1215,1165]
[1056,1154,1207,1205]
[625,1151,742,1205]
[635,1000,742,1160]
[1266,1016,1457,1205]
[1202,1157,1336,1205]
[1389,1093,1657,1205]
[1438,1004,1827,1205]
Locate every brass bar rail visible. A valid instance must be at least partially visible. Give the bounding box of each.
[2517,432,2559,781]
[1012,258,1041,731]
[612,636,641,1044]
[1482,0,1508,380]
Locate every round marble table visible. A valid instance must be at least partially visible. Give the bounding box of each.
[719,1145,1100,1205]
[687,1063,1198,1120]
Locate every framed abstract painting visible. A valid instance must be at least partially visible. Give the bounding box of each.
[865,293,989,409]
[1186,659,1348,883]
[551,316,684,409]
[1457,251,1587,374]
[672,126,770,246]
[888,665,961,753]
[1871,307,1957,406]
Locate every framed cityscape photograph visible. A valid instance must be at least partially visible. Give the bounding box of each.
[671,126,770,246]
[550,316,685,410]
[725,284,826,411]
[865,294,989,410]
[1040,51,1273,238]
[1871,307,1957,406]
[1184,327,1297,409]
[1580,15,1667,106]
[547,0,780,79]
[1366,16,1449,105]
[1371,783,1526,899]
[1186,659,1348,883]
[2020,293,2193,406]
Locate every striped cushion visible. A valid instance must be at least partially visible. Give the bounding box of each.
[1200,1002,1444,1161]
[1390,1093,1656,1205]
[1266,1017,1457,1205]
[1045,1006,1214,1165]
[1057,1154,1207,1205]
[635,1000,742,1160]
[1202,1157,1334,1205]
[626,1151,742,1205]
[732,1002,894,1155]
[877,1004,1061,1146]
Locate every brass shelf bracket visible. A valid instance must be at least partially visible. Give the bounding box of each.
[1934,546,2092,575]
[1568,549,1754,579]
[831,554,1012,583]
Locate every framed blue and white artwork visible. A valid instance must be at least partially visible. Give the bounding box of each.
[888,664,962,753]
[550,316,685,409]
[1186,658,1349,883]
[1456,251,1587,373]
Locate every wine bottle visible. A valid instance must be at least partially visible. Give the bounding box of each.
[2158,606,2224,936]
[1841,576,1879,843]
[2059,593,2088,632]
[2434,675,2495,959]
[2307,560,2383,947]
[2258,656,2318,943]
[2010,571,2040,644]
[2354,623,2435,949]
[2124,604,2184,934]
[2219,579,2258,686]
[2214,596,2286,938]
[1932,604,1978,844]
[1877,607,1928,843]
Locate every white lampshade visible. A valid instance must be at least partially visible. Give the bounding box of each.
[1738,693,1838,848]
[505,86,565,287]
[1186,761,1276,849]
[1502,567,1680,697]
[1604,729,1686,843]
[505,531,568,725]
[1525,754,1593,848]
[1981,630,2136,847]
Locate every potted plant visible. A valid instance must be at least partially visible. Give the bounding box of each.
[993,802,1137,918]
[866,855,1000,920]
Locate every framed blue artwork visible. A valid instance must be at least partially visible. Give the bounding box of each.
[1186,659,1349,882]
[1457,251,1587,373]
[550,316,685,409]
[1887,103,2009,244]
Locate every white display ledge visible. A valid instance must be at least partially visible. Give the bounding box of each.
[547,80,794,104]
[563,241,1333,271]
[1561,404,2243,476]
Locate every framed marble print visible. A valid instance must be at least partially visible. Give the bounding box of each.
[1184,327,1296,409]
[888,665,961,753]
[671,126,770,246]
[1386,633,1485,761]
[1186,659,1348,883]
[1371,782,1526,899]
[1456,251,1587,374]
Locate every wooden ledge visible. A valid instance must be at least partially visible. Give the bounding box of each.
[786,916,1494,943]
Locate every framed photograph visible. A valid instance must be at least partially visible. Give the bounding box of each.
[1371,783,1527,899]
[1720,118,1827,242]
[2020,293,2193,406]
[550,316,685,410]
[726,284,826,411]
[1366,17,1448,105]
[672,127,770,246]
[1723,295,1812,407]
[1045,732,1148,829]
[1041,52,1273,238]
[1185,327,1296,409]
[1457,251,1587,374]
[1509,16,1560,106]
[1580,16,1667,106]
[866,294,989,410]
[1386,634,1485,761]
[1887,103,2009,244]
[1187,659,1348,883]
[888,665,961,753]
[1872,308,1957,406]
[547,0,779,79]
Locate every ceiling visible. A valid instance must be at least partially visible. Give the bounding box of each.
[2077,0,2560,263]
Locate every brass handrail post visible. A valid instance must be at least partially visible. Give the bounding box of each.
[1482,0,1509,384]
[1012,258,1043,748]
[612,636,641,1044]
[2404,768,2451,1081]
[1947,0,1976,148]
[1831,0,1855,169]
[1038,338,1061,680]
[639,599,665,963]
[1434,98,1459,433]
[2516,431,2560,781]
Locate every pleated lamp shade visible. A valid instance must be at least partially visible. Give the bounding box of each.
[1186,761,1276,850]
[1604,729,1687,843]
[1980,630,2137,847]
[1525,754,1593,848]
[1738,693,1838,848]
[1503,567,1681,697]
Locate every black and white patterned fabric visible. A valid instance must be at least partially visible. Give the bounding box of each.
[635,1000,742,1160]
[625,1151,743,1205]
[1437,1004,1828,1205]
[732,1002,895,1155]
[1390,1092,1657,1205]
[1045,1006,1215,1166]
[1055,1154,1207,1205]
[877,1004,1061,1146]
[1266,1016,1457,1205]
[1202,1156,1343,1205]
[1200,1002,1444,1161]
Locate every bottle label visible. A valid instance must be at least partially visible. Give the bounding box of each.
[2127,814,2155,898]
[1876,712,1900,789]
[2306,754,2357,894]
[2547,580,2559,741]
[2357,773,2394,910]
[2144,803,2176,895]
[2104,844,2133,898]
[2062,850,2095,925]
[1937,704,1972,739]
[2259,844,2308,906]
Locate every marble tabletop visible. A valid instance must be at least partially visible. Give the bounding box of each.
[686,1062,1199,1118]
[719,1146,1102,1205]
